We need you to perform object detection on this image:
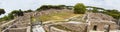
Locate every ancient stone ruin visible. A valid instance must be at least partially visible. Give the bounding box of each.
[0,9,119,32]
[43,12,119,32]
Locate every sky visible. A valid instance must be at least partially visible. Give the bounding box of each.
[0,0,120,17]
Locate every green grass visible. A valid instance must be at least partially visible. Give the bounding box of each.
[30,11,85,23]
[39,11,76,22]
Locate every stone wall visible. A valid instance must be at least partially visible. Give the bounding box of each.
[8,28,27,32]
[83,12,119,32]
[0,9,73,32]
[88,20,118,31]
[7,26,31,32]
[43,22,88,32]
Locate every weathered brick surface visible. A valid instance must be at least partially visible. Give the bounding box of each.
[88,21,118,31]
[8,27,27,32]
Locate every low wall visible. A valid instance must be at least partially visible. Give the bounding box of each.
[90,30,120,32]
[8,27,27,32]
[6,26,31,32]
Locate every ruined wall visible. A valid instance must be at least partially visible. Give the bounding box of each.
[43,22,88,32]
[8,28,27,32]
[88,21,118,31]
[0,9,73,32]
[23,9,73,18]
[83,12,116,22]
[83,12,119,32]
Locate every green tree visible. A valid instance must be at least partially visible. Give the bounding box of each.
[103,9,120,19]
[11,9,23,16]
[92,7,98,12]
[7,13,14,20]
[0,14,14,21]
[74,3,86,14]
[2,16,9,20]
[36,5,49,11]
[0,9,5,15]
[36,5,66,11]
[24,9,33,13]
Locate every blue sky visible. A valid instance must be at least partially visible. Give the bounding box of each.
[0,0,120,17]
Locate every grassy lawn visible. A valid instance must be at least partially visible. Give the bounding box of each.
[39,11,76,22]
[31,10,85,23]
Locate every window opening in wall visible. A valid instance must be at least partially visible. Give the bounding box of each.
[93,25,97,31]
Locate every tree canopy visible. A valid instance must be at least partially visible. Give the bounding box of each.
[74,3,86,14]
[102,9,120,19]
[0,9,24,21]
[36,5,66,11]
[86,6,120,19]
[0,9,5,15]
[10,9,23,16]
[24,9,33,13]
